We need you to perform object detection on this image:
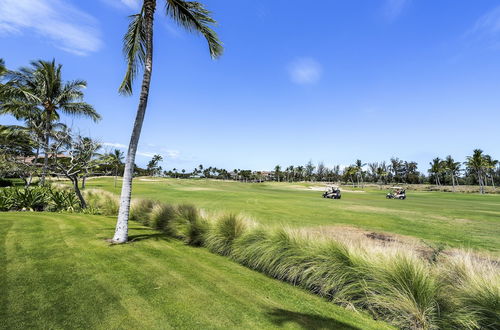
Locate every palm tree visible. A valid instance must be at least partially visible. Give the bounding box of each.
[465,149,486,194]
[354,159,366,187]
[483,155,498,190]
[112,0,223,243]
[103,149,124,188]
[443,155,460,191]
[274,165,281,182]
[429,157,444,186]
[0,60,100,184]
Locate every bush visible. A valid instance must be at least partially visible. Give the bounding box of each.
[205,213,248,255]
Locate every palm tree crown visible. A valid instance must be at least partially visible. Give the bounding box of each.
[0,60,100,183]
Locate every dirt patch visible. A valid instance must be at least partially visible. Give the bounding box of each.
[366,232,395,242]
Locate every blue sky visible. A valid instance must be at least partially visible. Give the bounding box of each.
[1,0,500,171]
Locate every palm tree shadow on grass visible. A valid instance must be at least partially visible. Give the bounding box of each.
[127,232,172,243]
[266,308,361,330]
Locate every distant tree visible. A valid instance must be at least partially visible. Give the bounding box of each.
[305,161,315,182]
[429,157,444,186]
[1,60,100,184]
[444,155,461,191]
[103,149,124,187]
[465,149,487,194]
[146,154,163,176]
[316,162,326,182]
[52,131,101,208]
[274,165,281,182]
[483,155,498,189]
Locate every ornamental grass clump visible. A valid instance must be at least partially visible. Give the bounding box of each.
[165,204,208,246]
[302,239,369,308]
[129,199,157,225]
[437,253,500,329]
[205,213,248,256]
[149,203,176,231]
[363,252,440,329]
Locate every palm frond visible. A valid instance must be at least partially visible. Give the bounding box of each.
[62,102,101,122]
[119,8,147,95]
[165,0,223,59]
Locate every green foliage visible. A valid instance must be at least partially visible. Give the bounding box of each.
[129,198,157,225]
[0,186,81,212]
[205,213,247,255]
[166,204,208,246]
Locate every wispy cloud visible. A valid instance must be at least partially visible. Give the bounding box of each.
[465,5,500,48]
[287,57,322,85]
[383,0,411,21]
[101,0,140,11]
[102,142,127,149]
[103,142,181,160]
[0,0,102,55]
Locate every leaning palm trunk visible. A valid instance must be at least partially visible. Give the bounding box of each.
[113,1,155,243]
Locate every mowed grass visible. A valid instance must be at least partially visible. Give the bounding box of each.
[87,178,500,254]
[0,212,390,329]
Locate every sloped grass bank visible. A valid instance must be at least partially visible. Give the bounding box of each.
[83,190,499,329]
[0,212,388,330]
[85,178,500,253]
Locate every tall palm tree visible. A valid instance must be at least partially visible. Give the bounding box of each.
[429,157,443,186]
[444,155,460,191]
[112,0,222,243]
[465,149,486,194]
[483,155,498,189]
[0,60,100,184]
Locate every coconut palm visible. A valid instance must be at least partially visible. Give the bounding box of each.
[0,60,100,184]
[112,0,223,243]
[483,155,498,189]
[443,155,461,191]
[428,157,444,186]
[465,149,486,194]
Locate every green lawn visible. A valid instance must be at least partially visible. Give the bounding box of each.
[0,212,389,329]
[87,178,500,254]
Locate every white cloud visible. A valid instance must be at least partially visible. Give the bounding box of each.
[104,142,181,160]
[164,150,180,159]
[102,142,128,149]
[120,0,140,10]
[287,58,322,85]
[137,151,157,158]
[466,6,500,47]
[0,0,102,55]
[383,0,411,20]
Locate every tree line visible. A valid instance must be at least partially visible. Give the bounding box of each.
[141,152,499,194]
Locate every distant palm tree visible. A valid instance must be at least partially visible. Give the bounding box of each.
[444,155,461,191]
[465,149,486,194]
[1,60,100,184]
[104,149,125,188]
[354,159,366,187]
[112,0,223,243]
[429,157,444,186]
[483,155,498,190]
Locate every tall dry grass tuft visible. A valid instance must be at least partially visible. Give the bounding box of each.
[437,253,500,329]
[83,189,119,216]
[129,199,157,225]
[165,204,208,246]
[363,252,439,329]
[205,213,248,255]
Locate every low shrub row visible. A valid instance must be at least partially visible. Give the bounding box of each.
[44,190,500,329]
[0,186,80,212]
